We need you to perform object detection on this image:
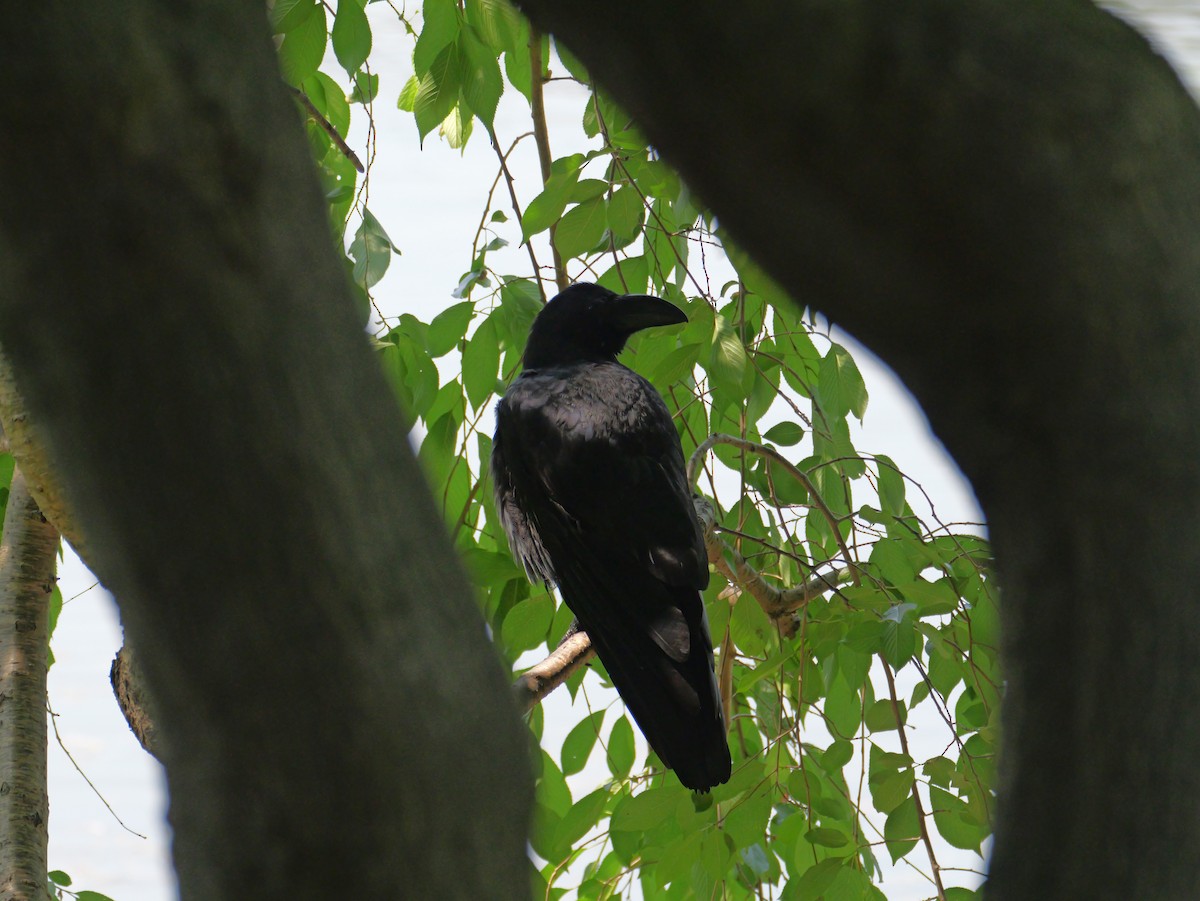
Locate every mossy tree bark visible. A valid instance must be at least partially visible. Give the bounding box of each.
[0,3,533,899]
[513,0,1200,898]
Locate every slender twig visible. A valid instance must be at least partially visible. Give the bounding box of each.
[473,131,534,260]
[47,703,147,839]
[286,85,365,173]
[882,659,946,901]
[528,28,567,291]
[489,131,548,303]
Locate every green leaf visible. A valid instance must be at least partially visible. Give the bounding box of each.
[561,710,605,776]
[804,826,849,848]
[553,787,608,856]
[349,208,396,289]
[303,72,351,138]
[332,0,372,73]
[48,870,71,887]
[536,749,572,816]
[500,592,553,654]
[555,40,589,82]
[610,786,677,831]
[521,168,582,241]
[414,0,460,73]
[822,739,853,770]
[553,196,607,259]
[825,867,875,901]
[77,894,118,901]
[439,102,473,149]
[924,756,956,788]
[569,179,608,204]
[606,186,644,244]
[816,343,868,422]
[503,37,532,100]
[271,0,318,34]
[930,785,987,852]
[707,314,751,396]
[397,74,420,111]
[606,715,635,779]
[427,301,474,356]
[763,421,805,447]
[794,858,844,899]
[875,453,906,516]
[414,41,462,142]
[462,316,500,409]
[466,0,522,51]
[459,31,503,129]
[596,255,650,296]
[884,794,920,862]
[865,698,906,732]
[823,672,861,739]
[351,70,380,104]
[868,763,912,814]
[881,603,917,669]
[910,679,931,709]
[277,5,327,86]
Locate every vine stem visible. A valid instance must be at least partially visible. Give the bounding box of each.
[882,657,946,901]
[488,131,548,302]
[529,27,567,292]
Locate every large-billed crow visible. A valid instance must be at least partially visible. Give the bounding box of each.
[492,283,732,791]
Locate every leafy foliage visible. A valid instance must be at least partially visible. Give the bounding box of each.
[282,4,997,897]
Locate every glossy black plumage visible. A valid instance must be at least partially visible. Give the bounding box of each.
[492,283,731,791]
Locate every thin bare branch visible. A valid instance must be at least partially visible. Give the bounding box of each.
[287,85,365,173]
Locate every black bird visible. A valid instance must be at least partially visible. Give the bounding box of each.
[492,283,732,791]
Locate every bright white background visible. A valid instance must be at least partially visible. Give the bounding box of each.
[43,3,1200,898]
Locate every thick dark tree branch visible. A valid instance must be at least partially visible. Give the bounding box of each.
[0,4,532,899]
[514,1,1200,897]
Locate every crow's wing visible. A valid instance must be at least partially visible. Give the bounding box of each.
[495,362,730,790]
[494,362,708,660]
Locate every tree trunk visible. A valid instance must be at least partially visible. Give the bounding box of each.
[513,0,1200,898]
[0,470,57,901]
[0,3,532,899]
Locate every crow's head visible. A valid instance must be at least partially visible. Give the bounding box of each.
[523,283,687,368]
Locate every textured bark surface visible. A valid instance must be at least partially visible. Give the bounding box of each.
[513,0,1200,898]
[0,471,57,901]
[110,646,159,761]
[0,4,532,900]
[0,351,85,562]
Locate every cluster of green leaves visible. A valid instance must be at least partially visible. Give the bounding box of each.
[281,3,998,898]
[395,0,526,146]
[273,0,397,322]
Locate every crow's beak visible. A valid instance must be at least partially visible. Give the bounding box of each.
[610,294,688,333]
